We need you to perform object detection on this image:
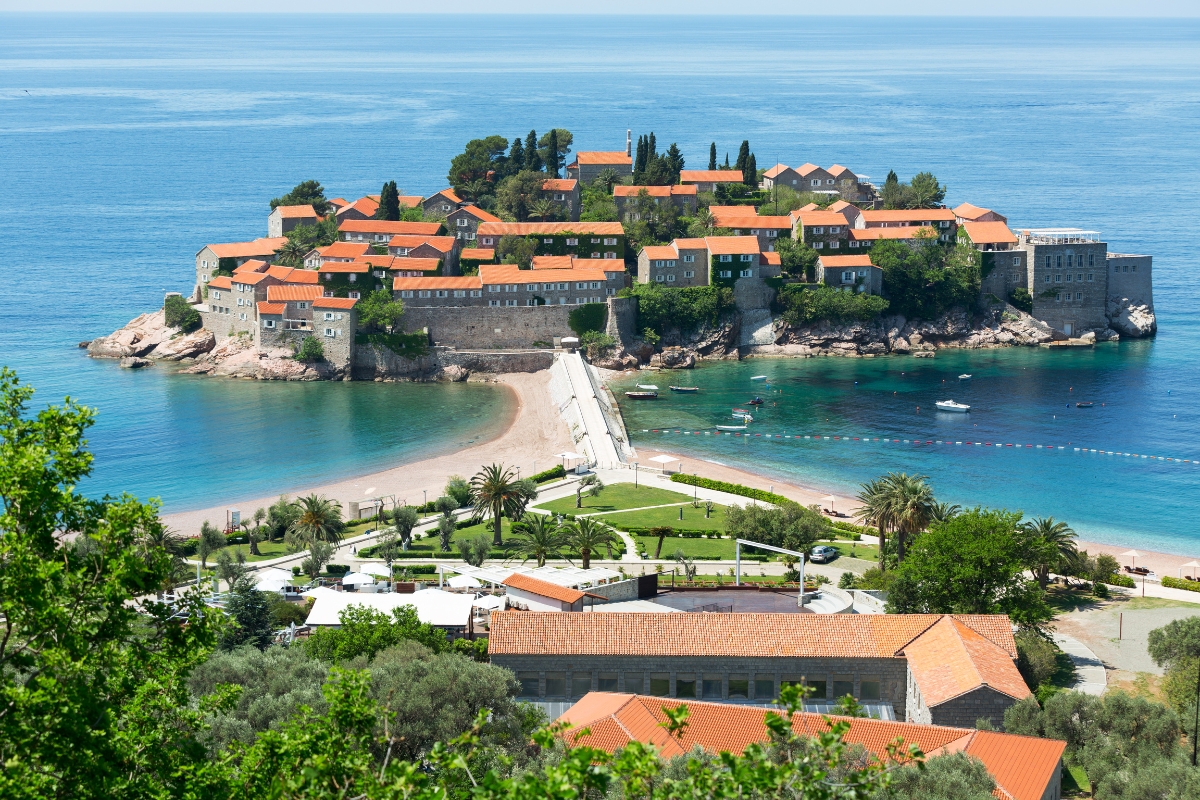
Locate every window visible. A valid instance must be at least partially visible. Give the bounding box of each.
[545,673,566,697]
[349,291,360,299]
[1045,256,1052,268]
[591,252,600,258]
[1044,275,1051,283]
[829,226,840,234]
[740,254,753,262]
[813,242,824,250]
[505,299,516,306]
[571,674,590,699]
[590,281,600,289]
[212,291,221,300]
[829,240,840,249]
[1089,253,1095,266]
[1067,255,1073,267]
[702,674,722,698]
[604,251,616,259]
[720,255,732,262]
[849,241,859,248]
[482,237,493,245]
[555,193,565,201]
[666,274,676,282]
[1056,293,1062,302]
[527,284,538,291]
[489,300,499,306]
[236,298,244,307]
[842,271,853,282]
[526,298,537,306]
[324,328,335,337]
[488,285,499,292]
[739,269,752,278]
[566,238,578,246]
[373,270,385,278]
[1013,256,1020,266]
[597,673,618,693]
[683,254,695,262]
[1132,264,1137,272]
[1076,292,1082,300]
[263,319,275,328]
[826,178,834,185]
[624,672,644,693]
[543,238,553,244]
[811,179,821,186]
[1077,273,1083,282]
[1056,255,1062,268]
[832,677,855,700]
[435,290,447,298]
[517,672,539,697]
[806,678,827,699]
[399,291,413,298]
[684,270,694,278]
[456,218,468,227]
[591,237,601,243]
[238,312,246,321]
[324,274,332,281]
[718,270,732,278]
[767,229,777,237]
[201,259,208,267]
[1055,274,1062,283]
[418,291,431,299]
[470,290,482,297]
[454,289,466,298]
[654,275,665,282]
[813,227,824,234]
[755,674,774,700]
[860,677,881,701]
[939,220,949,228]
[649,673,670,697]
[1065,274,1072,283]
[728,674,749,699]
[676,675,697,699]
[603,237,617,245]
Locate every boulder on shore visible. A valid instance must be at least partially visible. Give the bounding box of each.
[119,357,153,369]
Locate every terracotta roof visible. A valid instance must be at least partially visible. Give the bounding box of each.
[339,219,442,235]
[318,242,372,259]
[531,255,625,272]
[558,694,1062,800]
[397,195,423,208]
[850,226,936,241]
[489,613,1015,658]
[953,203,993,221]
[827,164,855,179]
[901,617,1029,707]
[329,197,348,208]
[763,164,793,179]
[503,573,586,604]
[460,248,496,261]
[796,163,825,177]
[819,255,874,268]
[349,255,399,270]
[613,185,698,198]
[232,272,273,286]
[679,170,744,183]
[530,255,574,270]
[454,205,501,223]
[204,237,288,259]
[672,238,708,250]
[639,245,679,260]
[335,196,379,217]
[206,276,232,290]
[796,203,819,212]
[572,151,632,166]
[264,265,294,281]
[256,301,286,315]
[319,261,370,274]
[827,200,854,213]
[543,178,579,191]
[718,213,793,230]
[963,221,1017,246]
[479,264,607,286]
[760,251,781,266]
[708,205,758,217]
[381,258,441,273]
[234,259,268,274]
[964,730,1066,800]
[704,236,763,256]
[795,210,849,228]
[282,269,319,285]
[388,235,456,253]
[267,284,322,302]
[393,276,482,291]
[274,204,318,218]
[476,221,624,236]
[313,297,358,310]
[862,209,956,224]
[428,188,463,204]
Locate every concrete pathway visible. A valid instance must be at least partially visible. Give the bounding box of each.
[559,352,622,465]
[1053,633,1108,696]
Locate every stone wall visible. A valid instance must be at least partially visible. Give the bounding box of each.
[403,304,577,349]
[606,295,637,351]
[1106,254,1153,307]
[928,685,1020,730]
[200,307,256,341]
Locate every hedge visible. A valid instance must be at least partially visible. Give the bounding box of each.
[568,303,607,336]
[669,474,788,506]
[1105,573,1137,588]
[531,465,566,483]
[1162,576,1200,593]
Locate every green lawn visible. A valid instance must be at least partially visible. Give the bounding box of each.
[535,483,691,515]
[1062,762,1090,797]
[209,540,295,563]
[600,502,729,532]
[635,534,737,560]
[817,541,879,562]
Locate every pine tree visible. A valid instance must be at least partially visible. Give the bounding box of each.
[736,140,751,172]
[509,137,525,171]
[524,130,542,171]
[665,143,685,183]
[744,153,757,187]
[708,142,717,171]
[377,180,400,221]
[546,129,561,178]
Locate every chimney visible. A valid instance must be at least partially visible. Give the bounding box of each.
[626,129,632,157]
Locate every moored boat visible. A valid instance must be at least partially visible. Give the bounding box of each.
[751,375,767,381]
[625,391,658,400]
[1076,401,1094,408]
[748,397,764,406]
[669,386,699,393]
[716,424,748,431]
[636,383,659,390]
[959,374,972,380]
[732,413,753,421]
[935,400,970,412]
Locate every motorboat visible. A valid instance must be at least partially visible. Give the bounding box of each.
[1076,401,1094,408]
[636,383,659,390]
[935,400,970,413]
[732,407,749,413]
[732,412,753,421]
[625,391,658,400]
[669,386,699,393]
[716,424,748,431]
[751,375,768,381]
[748,397,764,406]
[959,374,972,380]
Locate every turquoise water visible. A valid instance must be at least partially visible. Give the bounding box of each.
[1,15,1198,533]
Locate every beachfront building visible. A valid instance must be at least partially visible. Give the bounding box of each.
[961,222,1028,309]
[489,613,1032,728]
[333,195,379,222]
[1016,229,1110,337]
[559,694,1065,800]
[637,236,776,287]
[818,255,883,295]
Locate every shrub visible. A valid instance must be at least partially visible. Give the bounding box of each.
[1016,630,1061,691]
[670,474,788,505]
[620,283,734,335]
[530,464,566,483]
[580,330,616,358]
[326,564,350,576]
[568,302,607,336]
[1009,286,1033,313]
[164,294,202,333]
[295,336,324,362]
[1162,576,1200,593]
[838,571,857,589]
[774,284,890,326]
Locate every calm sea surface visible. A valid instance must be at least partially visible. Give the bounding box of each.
[1,14,1197,542]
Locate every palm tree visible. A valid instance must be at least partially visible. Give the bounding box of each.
[562,517,616,570]
[575,474,603,509]
[881,473,935,562]
[510,514,565,567]
[470,463,524,547]
[929,502,962,525]
[530,198,559,222]
[462,179,492,203]
[1022,517,1077,589]
[693,207,716,236]
[286,494,344,550]
[855,478,894,571]
[594,168,620,193]
[275,238,309,268]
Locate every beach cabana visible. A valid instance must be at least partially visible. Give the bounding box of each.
[1178,561,1200,580]
[648,454,681,474]
[341,572,377,586]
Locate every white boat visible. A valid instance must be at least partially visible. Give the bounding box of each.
[750,375,768,381]
[716,425,748,431]
[636,383,659,390]
[958,374,972,380]
[732,413,753,421]
[935,400,970,413]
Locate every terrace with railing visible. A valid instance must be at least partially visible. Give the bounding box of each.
[1020,228,1102,245]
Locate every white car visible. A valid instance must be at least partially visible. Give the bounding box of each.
[810,545,838,563]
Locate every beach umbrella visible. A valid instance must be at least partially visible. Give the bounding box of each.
[340,572,376,586]
[447,574,482,589]
[555,451,586,468]
[825,495,837,514]
[1121,549,1141,568]
[473,594,505,610]
[1179,560,1200,580]
[648,454,680,473]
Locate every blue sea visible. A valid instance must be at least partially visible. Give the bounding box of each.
[1,15,1197,548]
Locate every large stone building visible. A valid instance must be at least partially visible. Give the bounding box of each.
[613,184,698,218]
[488,612,1032,729]
[1016,229,1110,337]
[267,204,319,238]
[565,152,633,184]
[194,237,287,294]
[476,222,627,261]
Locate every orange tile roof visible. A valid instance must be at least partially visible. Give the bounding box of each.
[428,188,463,204]
[339,219,442,235]
[760,251,781,266]
[204,237,288,259]
[796,163,824,176]
[454,205,501,223]
[530,255,574,270]
[382,258,441,273]
[207,276,232,290]
[283,269,319,285]
[460,248,496,261]
[900,617,1030,707]
[573,258,626,273]
[479,264,607,285]
[827,164,855,179]
[476,221,625,236]
[679,170,744,183]
[503,573,585,604]
[265,265,294,281]
[795,210,849,228]
[388,235,456,253]
[964,731,1066,800]
[313,297,358,310]
[796,203,819,212]
[397,195,422,208]
[639,245,678,260]
[719,213,793,230]
[336,196,379,217]
[850,226,936,241]
[762,163,793,179]
[267,285,322,302]
[543,178,579,191]
[329,197,348,207]
[256,301,286,315]
[274,204,318,218]
[704,236,762,256]
[672,238,708,250]
[819,255,874,268]
[573,151,632,166]
[962,221,1017,246]
[613,184,698,198]
[318,241,372,259]
[348,255,398,269]
[708,205,758,216]
[953,203,992,221]
[233,258,268,272]
[232,272,273,286]
[318,261,370,274]
[393,276,482,291]
[489,612,1015,658]
[862,208,956,224]
[827,200,854,213]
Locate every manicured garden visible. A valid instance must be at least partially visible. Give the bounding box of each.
[534,483,691,515]
[634,533,737,560]
[217,540,296,563]
[599,502,729,532]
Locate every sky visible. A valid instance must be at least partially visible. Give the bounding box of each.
[0,1,1195,14]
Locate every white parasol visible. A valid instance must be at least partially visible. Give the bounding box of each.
[340,572,377,586]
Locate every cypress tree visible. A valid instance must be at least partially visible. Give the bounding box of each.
[647,132,657,160]
[735,140,750,172]
[377,180,400,221]
[724,152,730,168]
[708,142,717,171]
[546,129,561,178]
[634,135,648,179]
[525,130,542,171]
[744,153,757,187]
[509,137,525,171]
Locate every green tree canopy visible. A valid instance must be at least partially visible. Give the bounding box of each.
[286,494,344,549]
[870,238,980,321]
[494,170,549,221]
[470,463,524,546]
[725,500,831,555]
[376,180,401,221]
[305,605,449,663]
[497,234,538,268]
[523,129,542,171]
[357,288,405,333]
[271,179,331,215]
[447,135,511,192]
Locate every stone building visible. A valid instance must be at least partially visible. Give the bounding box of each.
[194,237,287,294]
[954,203,1008,225]
[962,221,1027,309]
[423,189,465,217]
[860,209,957,243]
[678,170,745,193]
[565,152,632,185]
[759,164,803,191]
[637,241,706,287]
[267,204,319,238]
[488,612,1031,729]
[503,574,586,612]
[266,284,323,331]
[476,222,626,261]
[530,256,627,296]
[613,184,698,218]
[312,297,358,369]
[339,219,443,247]
[393,276,484,307]
[710,207,792,251]
[447,204,501,243]
[387,235,459,273]
[792,209,851,253]
[818,255,883,296]
[543,178,581,221]
[1016,229,1110,337]
[333,195,379,223]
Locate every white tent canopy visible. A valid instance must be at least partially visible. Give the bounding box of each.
[447,574,482,589]
[252,567,295,584]
[340,572,377,586]
[304,589,475,628]
[437,563,621,589]
[648,454,679,464]
[1178,560,1200,578]
[555,451,586,461]
[472,594,506,610]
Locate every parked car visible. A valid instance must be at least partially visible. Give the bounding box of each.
[809,545,838,563]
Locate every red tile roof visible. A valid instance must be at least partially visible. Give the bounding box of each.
[313,297,358,310]
[388,235,456,253]
[232,272,273,286]
[267,285,322,302]
[850,226,937,241]
[796,203,819,212]
[206,276,232,290]
[530,255,623,272]
[460,248,496,261]
[572,151,632,166]
[204,237,288,259]
[708,205,758,217]
[339,219,442,235]
[543,178,579,191]
[336,196,379,217]
[796,163,825,177]
[795,210,849,228]
[383,258,441,273]
[256,301,286,315]
[964,730,1065,800]
[479,264,607,286]
[234,259,268,274]
[704,236,762,256]
[819,255,874,268]
[901,617,1030,707]
[428,188,463,204]
[762,163,793,179]
[282,269,319,285]
[503,573,585,604]
[397,195,423,208]
[679,170,744,183]
[319,261,370,274]
[827,164,855,179]
[717,213,793,230]
[827,200,854,213]
[672,238,708,250]
[760,251,781,266]
[862,208,956,224]
[477,222,624,236]
[393,276,482,291]
[613,185,698,198]
[455,204,501,223]
[318,241,372,259]
[274,204,318,218]
[962,221,1017,246]
[953,203,993,221]
[639,245,679,260]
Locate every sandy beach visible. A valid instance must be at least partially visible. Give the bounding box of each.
[161,371,573,536]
